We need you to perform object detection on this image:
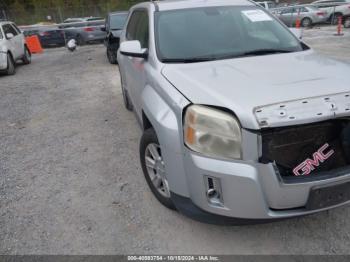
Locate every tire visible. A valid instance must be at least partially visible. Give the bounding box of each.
[22,46,31,65]
[344,17,350,28]
[5,53,16,75]
[120,72,133,111]
[107,44,117,64]
[330,13,342,25]
[301,17,312,28]
[76,35,85,46]
[140,128,176,210]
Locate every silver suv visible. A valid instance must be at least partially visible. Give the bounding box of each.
[118,0,350,224]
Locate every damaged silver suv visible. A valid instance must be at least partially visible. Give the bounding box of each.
[117,0,350,224]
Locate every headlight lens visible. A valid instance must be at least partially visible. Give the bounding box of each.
[184,105,242,159]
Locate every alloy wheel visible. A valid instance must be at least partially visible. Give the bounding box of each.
[144,143,170,198]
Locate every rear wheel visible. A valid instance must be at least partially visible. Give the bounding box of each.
[140,128,176,210]
[107,44,118,64]
[5,53,15,75]
[344,17,350,28]
[76,35,85,46]
[22,46,31,65]
[301,17,312,28]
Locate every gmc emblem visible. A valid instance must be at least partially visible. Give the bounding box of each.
[293,143,334,176]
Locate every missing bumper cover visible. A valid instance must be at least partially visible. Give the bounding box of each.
[260,119,350,182]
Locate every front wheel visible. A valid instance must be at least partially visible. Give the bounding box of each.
[107,44,118,64]
[5,53,16,75]
[140,128,176,210]
[22,46,31,65]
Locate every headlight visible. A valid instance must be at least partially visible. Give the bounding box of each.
[184,105,242,160]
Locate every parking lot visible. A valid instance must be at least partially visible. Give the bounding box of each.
[0,26,350,255]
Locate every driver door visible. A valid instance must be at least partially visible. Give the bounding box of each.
[120,9,149,119]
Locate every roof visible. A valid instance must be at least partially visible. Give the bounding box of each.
[135,0,256,11]
[109,11,129,15]
[0,21,12,25]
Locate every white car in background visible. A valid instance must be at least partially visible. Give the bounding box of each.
[311,1,350,23]
[0,21,31,75]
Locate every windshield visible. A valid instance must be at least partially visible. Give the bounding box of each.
[155,6,303,62]
[110,14,128,30]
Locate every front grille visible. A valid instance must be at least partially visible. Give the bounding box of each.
[260,119,350,182]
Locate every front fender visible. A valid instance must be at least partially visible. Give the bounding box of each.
[141,84,191,197]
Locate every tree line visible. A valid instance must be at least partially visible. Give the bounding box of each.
[1,0,142,25]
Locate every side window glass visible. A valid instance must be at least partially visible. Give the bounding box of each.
[3,24,18,37]
[281,8,292,14]
[126,11,142,40]
[126,10,149,49]
[134,11,149,48]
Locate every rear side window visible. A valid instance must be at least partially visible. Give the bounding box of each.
[126,10,149,48]
[281,8,293,14]
[3,24,19,38]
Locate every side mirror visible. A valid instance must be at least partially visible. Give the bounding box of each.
[289,28,303,40]
[6,33,14,39]
[120,40,148,59]
[101,26,106,32]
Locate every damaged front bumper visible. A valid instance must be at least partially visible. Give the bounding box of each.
[174,95,350,224]
[176,146,350,224]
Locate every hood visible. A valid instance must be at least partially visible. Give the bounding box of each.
[161,50,350,130]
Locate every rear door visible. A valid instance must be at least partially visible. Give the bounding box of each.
[279,7,295,26]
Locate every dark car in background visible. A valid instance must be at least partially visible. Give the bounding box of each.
[60,19,106,45]
[21,26,66,47]
[103,11,128,64]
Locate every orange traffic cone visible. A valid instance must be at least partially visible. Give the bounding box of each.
[334,16,344,36]
[25,35,43,54]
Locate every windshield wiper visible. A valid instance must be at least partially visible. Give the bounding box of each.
[161,49,293,63]
[238,49,293,57]
[161,57,217,63]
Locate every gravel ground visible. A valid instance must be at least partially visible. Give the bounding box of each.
[303,25,350,62]
[1,27,350,255]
